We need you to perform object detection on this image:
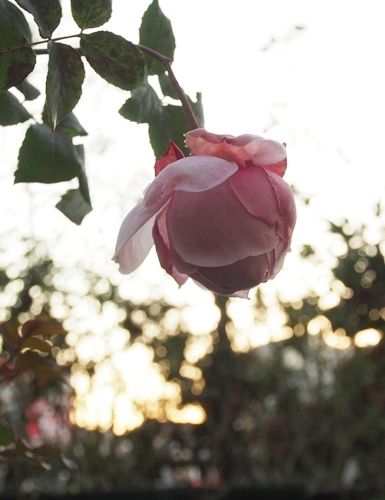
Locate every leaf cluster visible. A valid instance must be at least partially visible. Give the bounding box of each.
[0,0,203,223]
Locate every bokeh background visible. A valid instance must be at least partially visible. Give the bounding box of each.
[1,0,385,497]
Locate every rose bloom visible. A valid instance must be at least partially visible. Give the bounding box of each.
[114,129,296,298]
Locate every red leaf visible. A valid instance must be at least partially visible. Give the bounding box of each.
[154,140,184,176]
[21,316,64,339]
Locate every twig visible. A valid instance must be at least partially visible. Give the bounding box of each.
[0,33,81,53]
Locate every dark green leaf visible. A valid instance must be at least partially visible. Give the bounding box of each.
[0,90,30,125]
[158,72,179,99]
[16,79,40,100]
[158,100,203,156]
[45,42,84,129]
[0,424,14,446]
[15,123,83,183]
[56,188,92,225]
[0,0,36,91]
[148,104,191,157]
[55,112,87,137]
[15,0,62,38]
[139,0,175,75]
[0,48,36,91]
[119,81,162,123]
[71,0,111,29]
[81,31,144,90]
[148,114,168,157]
[56,145,92,224]
[145,97,203,157]
[76,146,91,204]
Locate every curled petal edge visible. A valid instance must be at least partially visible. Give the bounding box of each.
[185,128,287,176]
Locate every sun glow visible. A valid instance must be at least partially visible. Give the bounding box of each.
[354,328,382,348]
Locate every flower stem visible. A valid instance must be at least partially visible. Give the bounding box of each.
[137,44,201,130]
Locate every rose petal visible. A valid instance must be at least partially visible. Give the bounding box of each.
[270,237,290,278]
[191,253,271,295]
[114,207,157,274]
[229,166,280,227]
[229,166,296,241]
[144,155,238,209]
[266,170,297,236]
[153,206,189,286]
[167,180,279,267]
[114,156,237,273]
[185,128,287,175]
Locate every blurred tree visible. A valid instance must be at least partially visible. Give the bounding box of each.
[284,214,385,341]
[1,207,385,497]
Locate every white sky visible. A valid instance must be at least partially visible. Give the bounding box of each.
[2,0,385,432]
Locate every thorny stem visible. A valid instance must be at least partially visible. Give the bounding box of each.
[0,32,201,131]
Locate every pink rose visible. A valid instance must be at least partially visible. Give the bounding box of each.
[113,129,296,298]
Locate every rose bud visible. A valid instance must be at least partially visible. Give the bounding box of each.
[113,129,296,298]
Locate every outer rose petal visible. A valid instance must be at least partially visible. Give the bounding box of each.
[185,128,287,176]
[229,166,296,241]
[190,254,271,295]
[266,170,297,237]
[113,156,238,273]
[113,205,157,274]
[166,180,279,268]
[152,205,189,286]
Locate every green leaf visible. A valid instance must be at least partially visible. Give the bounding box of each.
[0,424,14,446]
[56,145,92,224]
[81,31,145,91]
[119,81,162,123]
[45,42,85,129]
[16,79,40,100]
[156,100,203,156]
[15,0,62,38]
[15,123,83,183]
[120,83,203,157]
[139,0,175,75]
[76,146,91,203]
[0,0,36,91]
[148,104,191,157]
[0,90,30,125]
[56,188,92,225]
[71,0,111,29]
[158,72,179,99]
[55,112,87,137]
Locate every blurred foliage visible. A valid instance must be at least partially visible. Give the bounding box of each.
[1,206,385,497]
[284,216,385,339]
